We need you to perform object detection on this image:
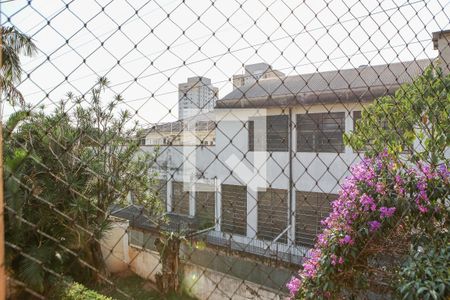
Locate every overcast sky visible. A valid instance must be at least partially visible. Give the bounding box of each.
[1,0,449,126]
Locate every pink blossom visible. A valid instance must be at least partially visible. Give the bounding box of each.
[375,182,386,195]
[360,194,376,211]
[316,233,327,247]
[368,220,381,231]
[331,254,337,266]
[339,235,353,245]
[286,277,301,296]
[417,204,429,213]
[379,206,396,218]
[419,163,434,179]
[438,164,449,179]
[395,175,404,186]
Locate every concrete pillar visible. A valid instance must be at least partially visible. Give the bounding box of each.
[166,173,173,212]
[246,188,258,238]
[433,30,450,75]
[289,187,296,246]
[214,178,222,232]
[189,181,195,217]
[344,110,354,155]
[288,108,296,246]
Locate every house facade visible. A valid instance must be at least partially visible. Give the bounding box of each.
[140,30,449,262]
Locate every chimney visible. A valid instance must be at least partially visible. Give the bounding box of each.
[432,29,450,75]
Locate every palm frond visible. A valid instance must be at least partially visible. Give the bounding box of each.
[1,26,37,56]
[0,75,25,105]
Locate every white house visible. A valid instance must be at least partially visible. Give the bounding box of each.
[140,30,449,262]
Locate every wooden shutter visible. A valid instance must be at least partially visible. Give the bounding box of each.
[248,120,254,152]
[221,184,247,236]
[295,192,337,247]
[266,115,288,152]
[297,112,345,153]
[196,190,215,227]
[257,188,288,243]
[172,181,190,215]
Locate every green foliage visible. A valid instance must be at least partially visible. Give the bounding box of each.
[95,272,198,300]
[61,283,113,300]
[1,26,37,105]
[398,235,450,300]
[4,78,163,294]
[345,66,450,164]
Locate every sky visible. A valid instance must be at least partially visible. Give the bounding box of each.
[1,0,449,127]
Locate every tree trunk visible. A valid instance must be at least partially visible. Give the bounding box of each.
[155,235,181,295]
[88,238,110,283]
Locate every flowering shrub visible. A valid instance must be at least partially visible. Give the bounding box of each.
[288,152,449,299]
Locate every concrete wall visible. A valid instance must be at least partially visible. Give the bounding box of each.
[100,219,130,273]
[101,220,162,281]
[183,262,286,300]
[127,247,161,282]
[101,222,290,300]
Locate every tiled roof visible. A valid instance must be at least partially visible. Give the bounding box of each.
[217,59,432,108]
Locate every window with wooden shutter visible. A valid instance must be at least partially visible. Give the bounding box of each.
[172,181,190,215]
[196,190,215,227]
[221,184,247,236]
[257,188,288,243]
[248,115,288,152]
[248,120,254,152]
[267,115,289,152]
[297,112,345,153]
[295,192,337,247]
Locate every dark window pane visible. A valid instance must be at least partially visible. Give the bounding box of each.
[297,112,345,153]
[248,115,289,152]
[267,115,288,152]
[295,192,338,247]
[221,185,247,236]
[248,120,254,152]
[257,188,288,243]
[172,181,190,215]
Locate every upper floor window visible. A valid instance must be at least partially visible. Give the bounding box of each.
[297,112,345,153]
[248,115,289,152]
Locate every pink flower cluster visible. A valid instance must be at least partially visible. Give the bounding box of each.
[379,206,396,218]
[286,277,301,296]
[286,153,449,298]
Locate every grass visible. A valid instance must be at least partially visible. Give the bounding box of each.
[96,272,197,300]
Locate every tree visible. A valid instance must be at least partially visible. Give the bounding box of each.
[345,66,450,165]
[1,26,37,106]
[1,26,36,299]
[4,78,163,296]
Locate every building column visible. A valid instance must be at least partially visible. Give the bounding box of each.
[247,188,258,238]
[288,107,296,246]
[166,173,173,212]
[214,178,222,232]
[189,181,196,217]
[344,110,354,155]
